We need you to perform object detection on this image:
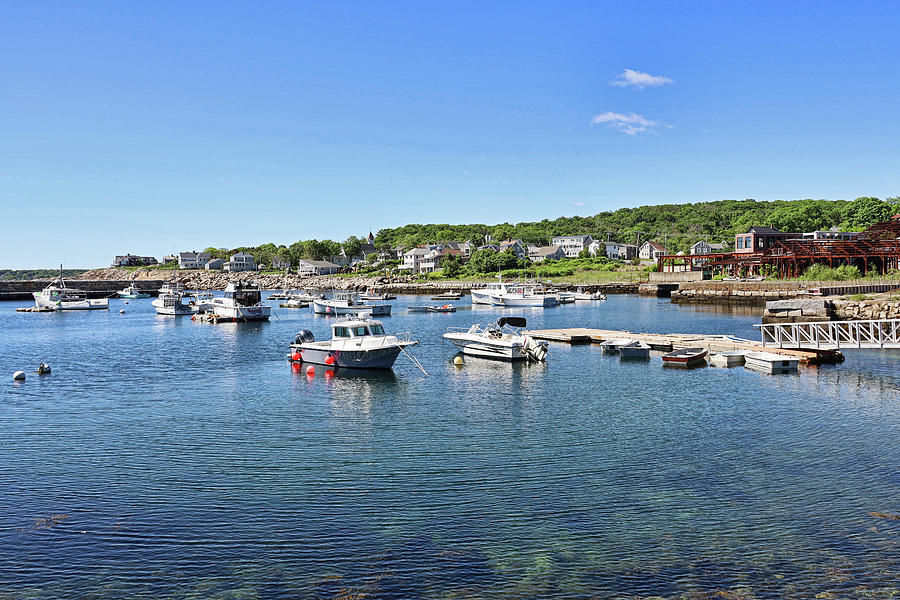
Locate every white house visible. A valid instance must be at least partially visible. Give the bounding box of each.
[529,246,566,263]
[224,252,256,272]
[399,247,433,272]
[638,241,667,260]
[603,242,637,260]
[178,251,211,269]
[551,235,594,258]
[297,259,340,276]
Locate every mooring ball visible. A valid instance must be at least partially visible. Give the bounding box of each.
[306,366,315,376]
[119,309,126,314]
[324,369,335,378]
[453,356,463,366]
[13,371,25,381]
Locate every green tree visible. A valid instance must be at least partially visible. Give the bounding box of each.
[441,254,462,277]
[343,235,362,258]
[842,197,893,230]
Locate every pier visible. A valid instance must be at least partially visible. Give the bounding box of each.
[525,327,840,364]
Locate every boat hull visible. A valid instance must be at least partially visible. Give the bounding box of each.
[33,293,108,310]
[470,290,497,305]
[662,348,708,368]
[443,334,528,361]
[744,352,798,374]
[312,300,391,315]
[119,293,150,299]
[491,295,558,308]
[211,305,271,321]
[619,346,651,360]
[290,344,402,369]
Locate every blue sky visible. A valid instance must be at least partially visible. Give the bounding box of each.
[2,1,900,267]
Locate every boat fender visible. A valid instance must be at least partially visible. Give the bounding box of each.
[291,352,302,362]
[324,355,335,366]
[13,371,25,381]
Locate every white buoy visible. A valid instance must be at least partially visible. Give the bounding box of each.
[13,371,25,381]
[119,309,126,314]
[124,300,129,304]
[453,356,463,366]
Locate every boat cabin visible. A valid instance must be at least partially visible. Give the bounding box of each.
[223,282,262,306]
[332,319,386,339]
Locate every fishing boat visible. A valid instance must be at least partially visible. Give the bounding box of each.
[151,283,194,315]
[431,291,464,300]
[118,283,150,299]
[708,351,746,367]
[743,351,799,374]
[490,282,559,308]
[209,281,271,321]
[359,287,396,301]
[288,317,418,369]
[619,340,651,360]
[312,291,391,316]
[662,347,708,367]
[443,316,549,362]
[33,272,109,311]
[470,279,510,305]
[600,338,634,354]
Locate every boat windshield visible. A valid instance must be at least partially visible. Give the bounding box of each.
[352,326,369,336]
[370,324,385,335]
[334,326,351,337]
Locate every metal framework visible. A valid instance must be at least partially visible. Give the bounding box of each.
[756,319,900,349]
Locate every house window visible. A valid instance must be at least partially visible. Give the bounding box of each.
[758,238,764,249]
[736,238,743,249]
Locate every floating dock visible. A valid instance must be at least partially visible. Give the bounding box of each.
[525,328,841,364]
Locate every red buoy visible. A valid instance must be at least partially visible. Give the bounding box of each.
[306,365,315,376]
[291,362,302,374]
[324,355,335,365]
[324,369,334,378]
[291,352,302,362]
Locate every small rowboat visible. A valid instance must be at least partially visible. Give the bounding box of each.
[408,305,457,313]
[427,305,457,313]
[662,347,707,367]
[600,338,634,354]
[432,291,463,300]
[744,352,799,374]
[619,340,651,360]
[708,351,745,367]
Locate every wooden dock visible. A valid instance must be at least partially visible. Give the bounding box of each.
[525,328,841,364]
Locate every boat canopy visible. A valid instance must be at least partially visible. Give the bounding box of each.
[498,316,526,328]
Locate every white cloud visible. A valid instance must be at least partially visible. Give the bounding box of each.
[572,201,584,207]
[610,69,673,89]
[590,111,663,135]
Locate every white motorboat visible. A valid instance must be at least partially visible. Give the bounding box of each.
[313,291,391,316]
[118,283,150,299]
[574,287,606,301]
[359,287,396,301]
[708,351,746,367]
[600,338,634,354]
[210,281,271,321]
[443,316,549,362]
[619,340,651,360]
[470,279,510,305]
[151,282,194,315]
[431,291,464,300]
[489,282,559,308]
[279,298,310,309]
[744,352,799,374]
[556,291,576,304]
[288,317,417,369]
[190,291,215,314]
[33,274,108,311]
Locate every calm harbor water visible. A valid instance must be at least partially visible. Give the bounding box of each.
[1,294,899,599]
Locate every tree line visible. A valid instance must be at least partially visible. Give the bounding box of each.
[194,196,900,267]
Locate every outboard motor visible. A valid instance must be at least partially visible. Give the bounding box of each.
[294,329,315,345]
[524,338,549,362]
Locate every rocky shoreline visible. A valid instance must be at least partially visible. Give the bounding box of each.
[70,268,638,295]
